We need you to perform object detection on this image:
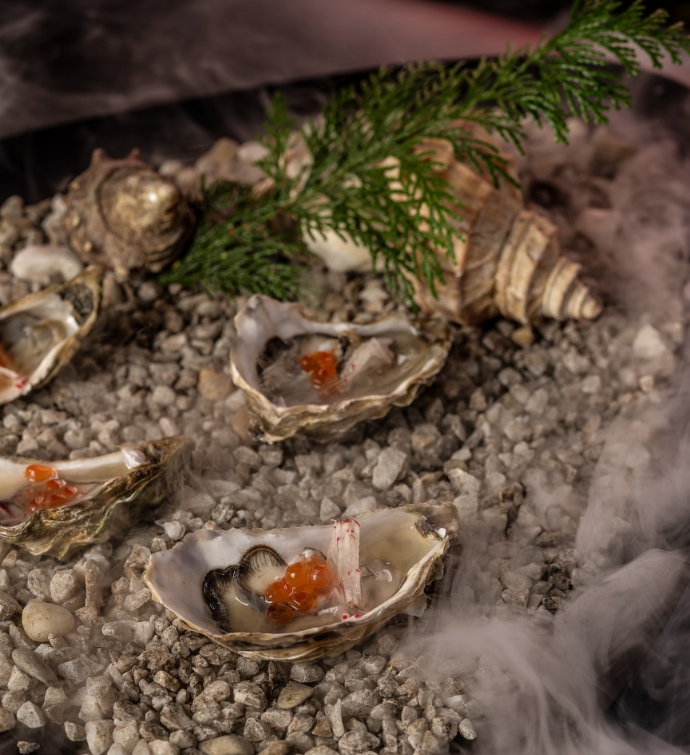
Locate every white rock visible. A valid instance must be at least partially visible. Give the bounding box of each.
[199,735,254,755]
[458,718,477,740]
[9,244,83,283]
[86,719,115,755]
[319,497,342,521]
[633,324,671,361]
[372,447,407,490]
[22,601,75,642]
[132,741,151,755]
[7,666,34,691]
[149,741,180,755]
[16,701,45,728]
[50,569,79,603]
[106,744,130,755]
[162,520,186,541]
[447,468,481,498]
[343,496,377,517]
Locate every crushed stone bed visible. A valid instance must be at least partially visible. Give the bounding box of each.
[0,110,687,755]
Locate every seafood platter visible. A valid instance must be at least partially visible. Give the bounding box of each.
[0,77,687,755]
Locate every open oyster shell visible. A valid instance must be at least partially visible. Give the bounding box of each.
[0,266,103,405]
[144,503,458,662]
[0,436,191,559]
[230,295,450,442]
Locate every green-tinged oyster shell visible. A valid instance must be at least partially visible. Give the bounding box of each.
[144,502,459,662]
[0,436,191,559]
[0,266,103,405]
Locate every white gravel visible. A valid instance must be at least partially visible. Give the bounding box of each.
[0,111,686,755]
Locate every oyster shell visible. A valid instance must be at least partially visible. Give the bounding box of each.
[0,266,103,405]
[144,503,458,662]
[64,149,195,278]
[230,295,450,442]
[0,436,191,559]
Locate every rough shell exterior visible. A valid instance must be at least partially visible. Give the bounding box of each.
[144,503,458,662]
[410,135,602,325]
[230,295,450,443]
[63,149,195,278]
[0,266,103,405]
[0,437,191,559]
[301,127,601,325]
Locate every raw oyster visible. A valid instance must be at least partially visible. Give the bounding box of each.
[230,295,450,442]
[0,266,103,405]
[64,149,195,278]
[0,437,191,559]
[144,503,458,662]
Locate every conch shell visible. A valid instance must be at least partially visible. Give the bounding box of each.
[300,130,602,325]
[63,149,195,278]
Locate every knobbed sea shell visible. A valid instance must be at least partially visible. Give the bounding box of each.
[144,503,458,662]
[0,266,103,404]
[299,131,602,325]
[230,294,450,442]
[0,437,191,559]
[63,149,195,278]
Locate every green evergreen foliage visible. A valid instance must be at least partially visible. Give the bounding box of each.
[161,0,690,307]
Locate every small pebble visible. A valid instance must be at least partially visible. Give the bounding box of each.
[199,734,255,755]
[15,701,45,728]
[85,720,115,755]
[277,681,315,709]
[22,602,75,642]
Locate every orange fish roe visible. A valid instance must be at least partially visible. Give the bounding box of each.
[265,602,296,626]
[264,551,334,625]
[308,562,333,593]
[264,578,291,604]
[288,590,316,613]
[23,466,81,515]
[25,464,57,483]
[299,351,338,390]
[285,561,310,589]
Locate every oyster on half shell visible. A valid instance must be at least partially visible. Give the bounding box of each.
[0,436,191,559]
[144,503,458,662]
[230,295,450,442]
[0,266,103,405]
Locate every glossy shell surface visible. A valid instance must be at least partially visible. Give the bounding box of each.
[0,437,191,559]
[0,267,103,404]
[64,149,195,278]
[230,295,450,442]
[144,503,458,662]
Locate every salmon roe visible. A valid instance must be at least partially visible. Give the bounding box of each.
[264,551,334,626]
[23,465,81,515]
[299,351,338,390]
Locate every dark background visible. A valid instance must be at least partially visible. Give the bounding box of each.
[1,0,689,202]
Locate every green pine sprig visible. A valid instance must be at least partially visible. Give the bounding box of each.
[164,0,690,308]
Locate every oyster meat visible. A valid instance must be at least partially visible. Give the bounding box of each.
[144,503,458,662]
[0,436,191,559]
[231,295,450,442]
[64,149,195,278]
[0,266,103,405]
